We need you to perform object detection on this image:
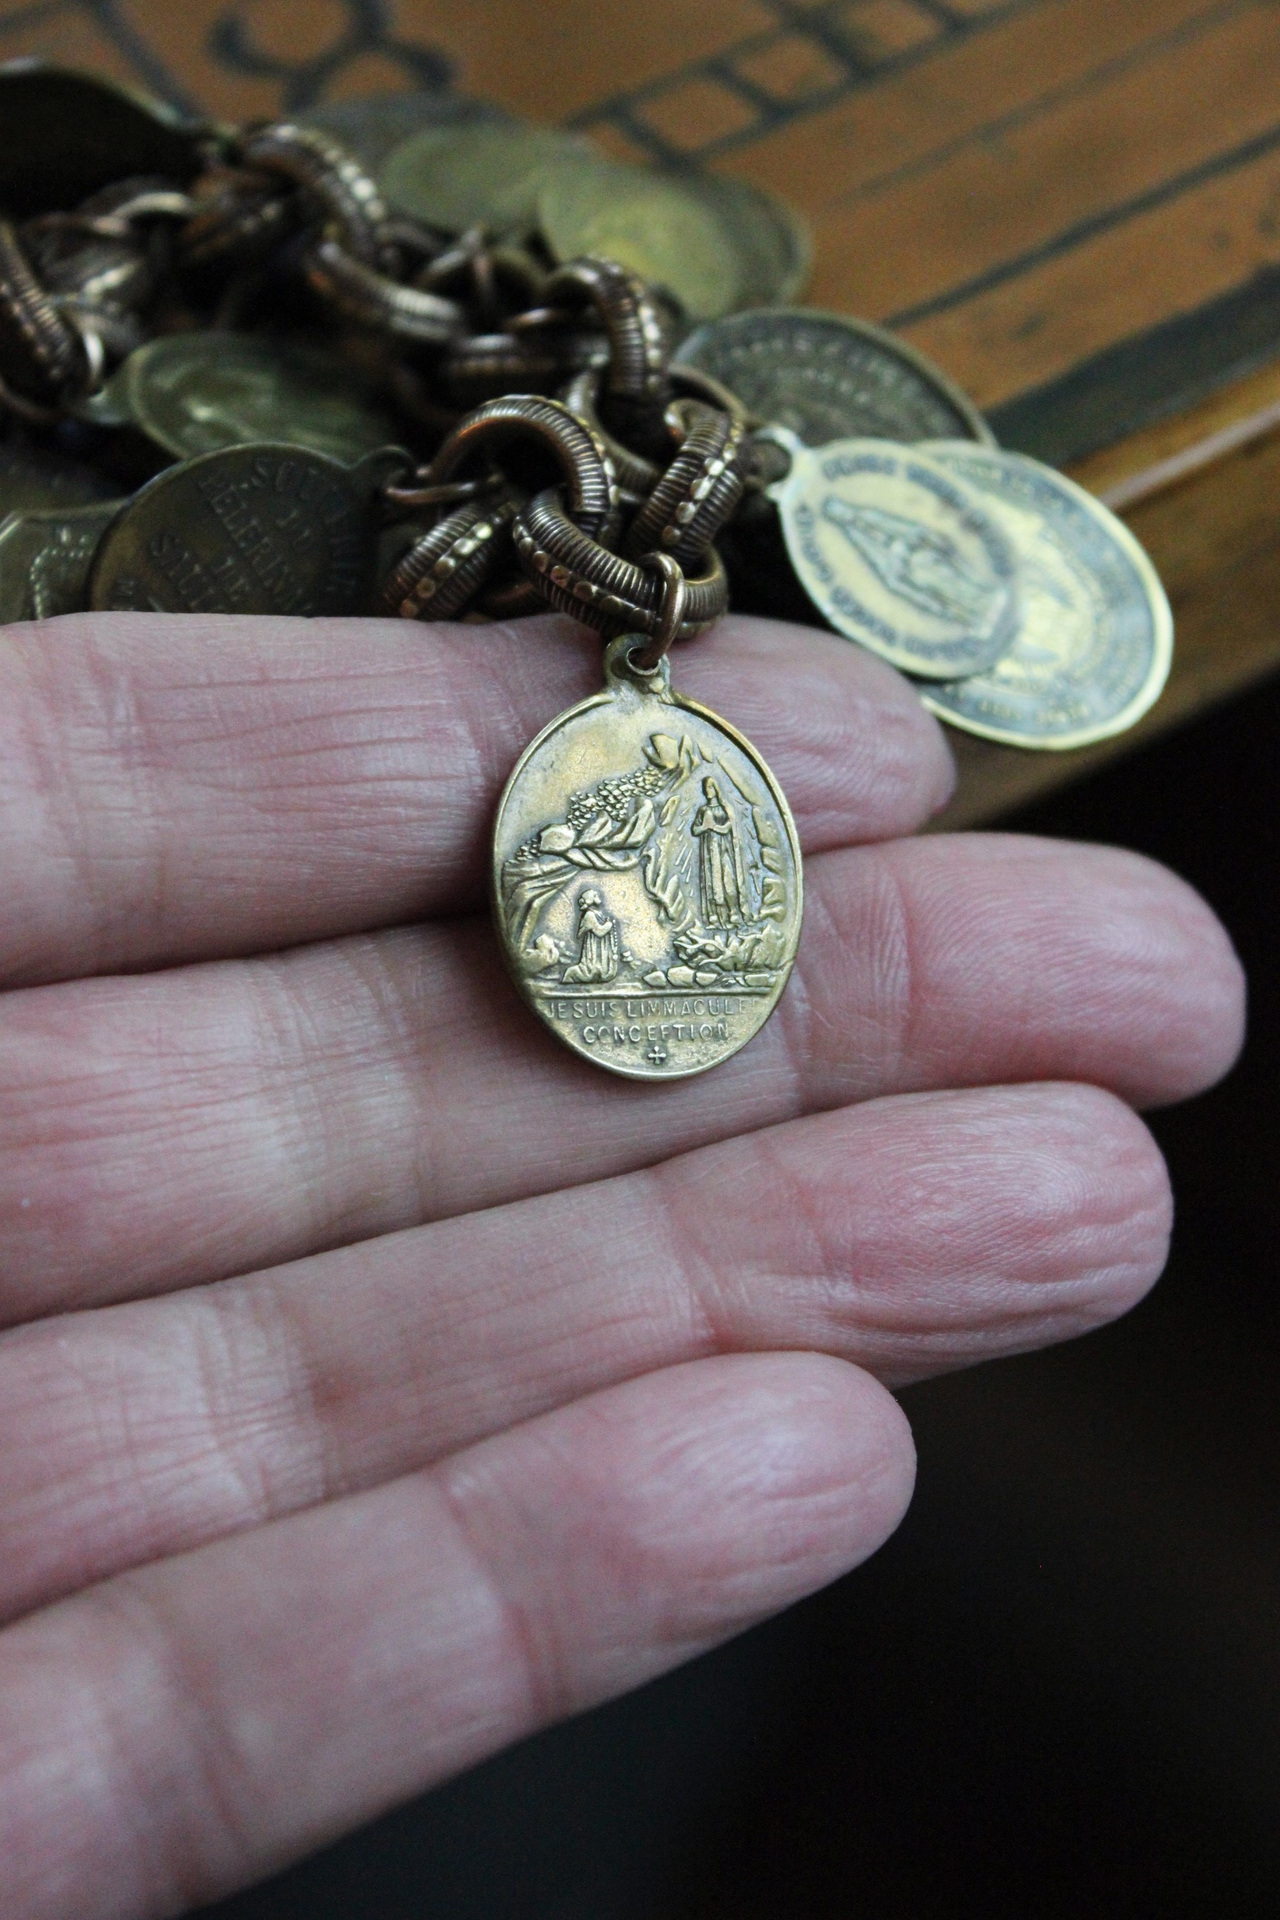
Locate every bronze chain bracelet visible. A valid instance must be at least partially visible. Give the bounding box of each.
[0,106,755,643]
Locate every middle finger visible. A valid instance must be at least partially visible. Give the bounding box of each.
[0,832,1240,1322]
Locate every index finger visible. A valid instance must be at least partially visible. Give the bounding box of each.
[0,609,952,986]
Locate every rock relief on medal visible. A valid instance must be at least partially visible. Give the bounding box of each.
[500,730,792,997]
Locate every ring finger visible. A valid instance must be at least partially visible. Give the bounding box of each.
[0,1078,1170,1623]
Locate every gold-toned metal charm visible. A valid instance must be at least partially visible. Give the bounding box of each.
[492,631,803,1080]
[915,443,1174,749]
[766,431,1021,680]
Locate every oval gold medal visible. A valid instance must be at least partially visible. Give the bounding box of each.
[492,635,803,1080]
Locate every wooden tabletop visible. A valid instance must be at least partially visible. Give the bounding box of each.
[3,0,1278,824]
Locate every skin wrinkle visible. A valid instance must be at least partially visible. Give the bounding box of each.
[442,1387,701,1690]
[43,622,171,971]
[0,612,954,989]
[0,838,1240,1321]
[184,1288,331,1531]
[15,1357,896,1915]
[235,1269,411,1515]
[0,1326,160,1571]
[329,934,451,1236]
[0,1082,1172,1632]
[0,1615,148,1914]
[0,642,102,980]
[241,956,363,1246]
[2,1590,227,1917]
[435,1454,578,1734]
[641,1157,737,1363]
[78,1577,282,1912]
[0,576,1244,1920]
[691,621,954,837]
[854,851,919,1089]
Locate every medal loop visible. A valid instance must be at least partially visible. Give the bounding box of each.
[668,362,753,426]
[630,552,688,669]
[380,471,504,515]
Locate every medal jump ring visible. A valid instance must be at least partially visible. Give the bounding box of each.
[668,362,753,426]
[630,551,688,670]
[380,472,504,515]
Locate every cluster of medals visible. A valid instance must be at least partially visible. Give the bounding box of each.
[0,63,1173,1080]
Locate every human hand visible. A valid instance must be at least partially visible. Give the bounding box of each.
[0,610,1243,1916]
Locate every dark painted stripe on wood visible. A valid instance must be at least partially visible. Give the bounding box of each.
[834,0,1258,209]
[989,264,1280,463]
[568,0,1043,164]
[888,113,1280,331]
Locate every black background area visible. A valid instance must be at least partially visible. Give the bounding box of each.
[201,672,1280,1919]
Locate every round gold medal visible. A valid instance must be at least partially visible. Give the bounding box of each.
[492,635,803,1080]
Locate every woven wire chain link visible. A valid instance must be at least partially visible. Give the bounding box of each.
[0,93,752,641]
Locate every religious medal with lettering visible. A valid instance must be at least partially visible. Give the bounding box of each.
[88,443,398,617]
[765,432,1021,680]
[492,632,803,1080]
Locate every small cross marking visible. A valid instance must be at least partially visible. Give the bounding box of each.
[646,1044,668,1067]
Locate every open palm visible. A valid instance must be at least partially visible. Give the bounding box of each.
[0,609,1243,1917]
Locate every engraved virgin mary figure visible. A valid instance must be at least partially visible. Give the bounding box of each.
[692,777,748,929]
[563,888,620,984]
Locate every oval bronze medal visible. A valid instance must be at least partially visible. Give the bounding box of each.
[492,635,803,1080]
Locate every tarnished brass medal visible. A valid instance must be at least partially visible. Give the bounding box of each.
[88,443,394,617]
[492,630,802,1081]
[102,333,404,465]
[766,432,1021,680]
